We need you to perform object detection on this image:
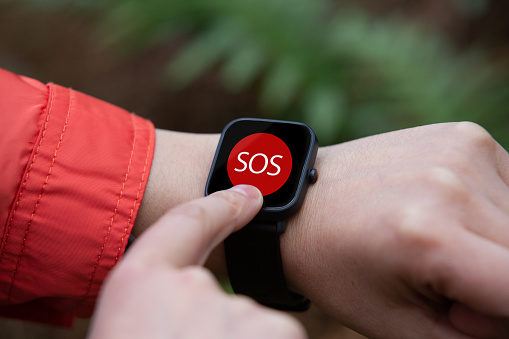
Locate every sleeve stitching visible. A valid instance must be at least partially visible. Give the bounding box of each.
[114,116,154,264]
[0,84,55,264]
[7,88,73,303]
[79,113,138,308]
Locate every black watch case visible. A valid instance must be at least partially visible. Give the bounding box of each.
[205,118,318,220]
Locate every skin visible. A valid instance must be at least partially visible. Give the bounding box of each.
[126,122,509,338]
[89,185,306,339]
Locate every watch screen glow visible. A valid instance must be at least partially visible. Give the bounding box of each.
[227,133,292,196]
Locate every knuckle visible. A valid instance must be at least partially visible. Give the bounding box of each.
[391,205,444,252]
[432,122,495,172]
[421,166,470,202]
[178,266,218,289]
[452,121,494,151]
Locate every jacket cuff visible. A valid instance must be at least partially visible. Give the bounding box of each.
[0,82,155,319]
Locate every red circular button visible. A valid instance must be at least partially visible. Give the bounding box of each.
[227,133,292,196]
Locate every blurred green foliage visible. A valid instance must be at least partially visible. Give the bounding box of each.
[22,0,509,146]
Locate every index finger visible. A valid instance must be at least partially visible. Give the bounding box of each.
[127,185,262,268]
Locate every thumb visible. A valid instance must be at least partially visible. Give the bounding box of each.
[127,185,262,268]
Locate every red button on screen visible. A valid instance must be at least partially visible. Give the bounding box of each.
[227,133,292,196]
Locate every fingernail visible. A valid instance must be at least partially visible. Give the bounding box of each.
[230,185,261,200]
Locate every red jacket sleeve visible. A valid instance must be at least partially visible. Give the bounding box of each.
[0,68,155,326]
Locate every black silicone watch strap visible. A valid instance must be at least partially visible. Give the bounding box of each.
[224,219,310,311]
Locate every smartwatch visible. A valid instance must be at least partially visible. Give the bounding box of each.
[205,118,318,311]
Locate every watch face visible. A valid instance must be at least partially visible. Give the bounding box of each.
[206,119,317,210]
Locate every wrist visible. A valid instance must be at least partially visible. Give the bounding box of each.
[280,146,327,296]
[133,129,220,236]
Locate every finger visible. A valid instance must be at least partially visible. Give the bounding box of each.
[460,193,509,249]
[366,305,474,339]
[450,303,509,338]
[128,185,262,267]
[227,295,307,339]
[421,229,509,317]
[166,268,307,339]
